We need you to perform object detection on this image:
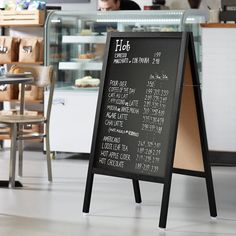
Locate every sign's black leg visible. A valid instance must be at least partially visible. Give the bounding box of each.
[205,168,217,217]
[159,176,172,229]
[132,179,142,203]
[83,172,94,213]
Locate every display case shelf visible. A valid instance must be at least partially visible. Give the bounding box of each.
[62,35,106,44]
[59,61,103,70]
[55,86,99,91]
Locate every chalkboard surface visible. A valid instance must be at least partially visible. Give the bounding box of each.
[93,32,184,179]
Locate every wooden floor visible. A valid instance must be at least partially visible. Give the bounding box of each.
[0,150,236,236]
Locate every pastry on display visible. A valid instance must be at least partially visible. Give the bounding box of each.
[106,27,118,32]
[9,65,25,74]
[159,27,175,32]
[80,29,93,36]
[50,52,66,59]
[78,53,95,59]
[75,76,100,88]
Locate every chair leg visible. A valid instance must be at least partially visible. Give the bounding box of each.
[18,139,23,177]
[9,123,18,188]
[45,127,52,182]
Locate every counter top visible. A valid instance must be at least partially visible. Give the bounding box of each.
[201,23,236,28]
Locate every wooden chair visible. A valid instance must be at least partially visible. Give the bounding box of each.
[0,65,55,187]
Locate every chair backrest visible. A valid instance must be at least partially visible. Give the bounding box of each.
[9,65,55,122]
[9,65,53,87]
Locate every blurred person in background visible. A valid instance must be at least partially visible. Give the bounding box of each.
[98,0,141,11]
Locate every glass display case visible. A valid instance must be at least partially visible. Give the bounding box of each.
[45,10,209,88]
[44,10,209,154]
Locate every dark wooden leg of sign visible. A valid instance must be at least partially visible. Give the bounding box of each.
[204,162,217,217]
[159,174,173,229]
[132,179,142,203]
[82,172,94,213]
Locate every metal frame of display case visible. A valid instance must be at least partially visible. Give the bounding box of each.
[44,10,209,155]
[44,10,209,82]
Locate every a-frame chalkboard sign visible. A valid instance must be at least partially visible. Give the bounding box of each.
[83,32,217,229]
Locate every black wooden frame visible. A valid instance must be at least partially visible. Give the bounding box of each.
[82,32,217,229]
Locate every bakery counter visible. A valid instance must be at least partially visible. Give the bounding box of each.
[44,76,100,154]
[44,88,98,154]
[201,23,236,164]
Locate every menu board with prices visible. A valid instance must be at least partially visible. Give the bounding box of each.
[94,35,181,178]
[83,32,217,229]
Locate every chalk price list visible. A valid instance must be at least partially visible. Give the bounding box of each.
[98,79,139,169]
[98,71,170,175]
[98,39,171,176]
[135,72,170,175]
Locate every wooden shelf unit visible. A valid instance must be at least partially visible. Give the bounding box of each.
[0,12,46,144]
[0,10,45,26]
[1,24,44,27]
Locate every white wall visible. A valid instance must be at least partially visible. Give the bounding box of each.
[202,27,236,151]
[135,0,221,10]
[0,1,4,8]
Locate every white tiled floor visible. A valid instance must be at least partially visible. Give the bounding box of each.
[0,150,236,236]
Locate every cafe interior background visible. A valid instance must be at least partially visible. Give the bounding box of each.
[0,0,236,235]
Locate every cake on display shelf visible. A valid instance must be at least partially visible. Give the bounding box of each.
[75,76,100,88]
